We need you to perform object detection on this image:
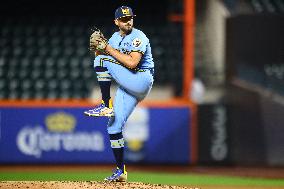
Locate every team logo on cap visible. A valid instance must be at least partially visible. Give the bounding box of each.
[132,38,142,48]
[122,8,130,15]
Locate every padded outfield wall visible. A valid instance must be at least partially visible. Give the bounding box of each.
[0,100,196,164]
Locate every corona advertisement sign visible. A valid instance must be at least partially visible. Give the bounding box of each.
[0,106,192,164]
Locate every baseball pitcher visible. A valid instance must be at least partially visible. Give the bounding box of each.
[84,6,154,182]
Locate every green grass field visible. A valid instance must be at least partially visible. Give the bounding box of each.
[1,171,284,187]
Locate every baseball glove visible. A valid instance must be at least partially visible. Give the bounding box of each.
[89,27,108,53]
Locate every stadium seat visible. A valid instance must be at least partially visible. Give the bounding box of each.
[0,16,183,99]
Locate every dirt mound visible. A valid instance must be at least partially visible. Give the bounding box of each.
[0,181,189,189]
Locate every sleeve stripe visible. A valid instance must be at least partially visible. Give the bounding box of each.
[131,50,145,55]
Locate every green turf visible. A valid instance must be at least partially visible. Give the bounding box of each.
[1,171,284,186]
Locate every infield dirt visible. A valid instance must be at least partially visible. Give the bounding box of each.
[1,165,284,189]
[1,181,283,189]
[0,181,188,189]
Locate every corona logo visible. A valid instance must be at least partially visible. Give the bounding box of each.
[122,8,130,15]
[45,112,76,132]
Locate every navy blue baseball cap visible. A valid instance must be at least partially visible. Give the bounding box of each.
[115,6,136,19]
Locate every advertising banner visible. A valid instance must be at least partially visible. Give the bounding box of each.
[198,104,231,165]
[0,106,191,164]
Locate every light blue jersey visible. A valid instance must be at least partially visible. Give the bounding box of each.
[108,28,154,69]
[92,27,154,134]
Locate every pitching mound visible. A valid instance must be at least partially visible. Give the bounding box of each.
[0,181,188,189]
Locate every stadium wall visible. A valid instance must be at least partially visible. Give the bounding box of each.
[224,13,284,166]
[0,100,196,165]
[197,13,284,166]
